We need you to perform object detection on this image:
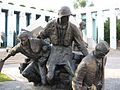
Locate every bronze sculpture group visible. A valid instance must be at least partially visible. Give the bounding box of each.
[0,6,110,90]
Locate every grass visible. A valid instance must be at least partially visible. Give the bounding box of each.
[0,72,12,82]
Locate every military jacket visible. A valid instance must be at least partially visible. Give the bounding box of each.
[39,19,88,56]
[8,38,50,60]
[72,51,107,90]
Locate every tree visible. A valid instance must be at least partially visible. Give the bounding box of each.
[104,18,110,44]
[73,0,86,9]
[116,18,120,40]
[104,18,120,44]
[73,0,94,9]
[89,1,94,7]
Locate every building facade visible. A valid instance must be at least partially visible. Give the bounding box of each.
[0,1,56,48]
[75,7,120,49]
[0,1,119,49]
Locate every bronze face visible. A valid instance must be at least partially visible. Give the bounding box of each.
[20,37,29,46]
[58,15,70,25]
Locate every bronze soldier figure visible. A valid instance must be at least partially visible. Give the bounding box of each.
[72,41,110,90]
[37,6,88,83]
[0,30,51,86]
[79,21,88,48]
[79,21,86,37]
[73,21,88,51]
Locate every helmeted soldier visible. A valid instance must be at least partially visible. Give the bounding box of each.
[73,21,88,51]
[0,29,51,86]
[79,21,86,32]
[72,41,110,90]
[37,6,88,83]
[79,21,88,48]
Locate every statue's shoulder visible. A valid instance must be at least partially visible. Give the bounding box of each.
[29,38,42,45]
[69,22,77,28]
[47,19,57,26]
[83,52,95,64]
[69,22,78,32]
[45,19,57,32]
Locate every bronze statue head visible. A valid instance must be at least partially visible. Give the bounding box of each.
[17,29,32,46]
[58,6,72,25]
[79,21,86,30]
[58,6,72,18]
[94,41,110,58]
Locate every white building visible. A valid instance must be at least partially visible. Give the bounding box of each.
[74,7,120,49]
[0,1,56,48]
[0,1,119,49]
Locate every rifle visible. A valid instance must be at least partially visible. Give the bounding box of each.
[0,61,4,72]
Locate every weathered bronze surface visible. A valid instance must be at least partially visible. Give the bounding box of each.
[72,41,110,90]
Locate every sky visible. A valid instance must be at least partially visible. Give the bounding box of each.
[3,0,74,11]
[92,0,119,8]
[2,0,120,11]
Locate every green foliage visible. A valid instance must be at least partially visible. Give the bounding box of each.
[116,19,120,40]
[73,1,79,9]
[0,72,12,82]
[73,0,87,9]
[104,18,110,44]
[80,0,86,7]
[89,1,94,7]
[73,0,94,9]
[104,18,120,44]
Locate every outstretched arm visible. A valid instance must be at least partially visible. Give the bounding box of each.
[73,25,88,56]
[0,54,11,62]
[0,53,12,72]
[0,43,20,62]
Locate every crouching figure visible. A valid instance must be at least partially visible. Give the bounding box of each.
[0,30,51,86]
[72,41,110,90]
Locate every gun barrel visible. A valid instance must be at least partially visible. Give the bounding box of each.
[0,61,4,72]
[2,54,11,62]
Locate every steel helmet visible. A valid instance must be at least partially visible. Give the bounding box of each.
[95,41,110,55]
[17,29,32,40]
[58,6,72,18]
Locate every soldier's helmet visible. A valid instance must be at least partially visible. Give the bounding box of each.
[80,21,86,27]
[17,29,32,40]
[95,41,110,55]
[58,6,72,18]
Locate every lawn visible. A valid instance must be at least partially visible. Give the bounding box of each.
[0,72,12,82]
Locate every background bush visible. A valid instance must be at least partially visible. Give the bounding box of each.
[104,18,120,44]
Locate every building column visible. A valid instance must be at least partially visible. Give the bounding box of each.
[110,8,117,49]
[0,9,5,47]
[97,10,104,43]
[19,12,26,32]
[7,10,16,47]
[86,9,96,48]
[30,13,36,24]
[92,13,97,42]
[0,9,5,33]
[0,9,3,47]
